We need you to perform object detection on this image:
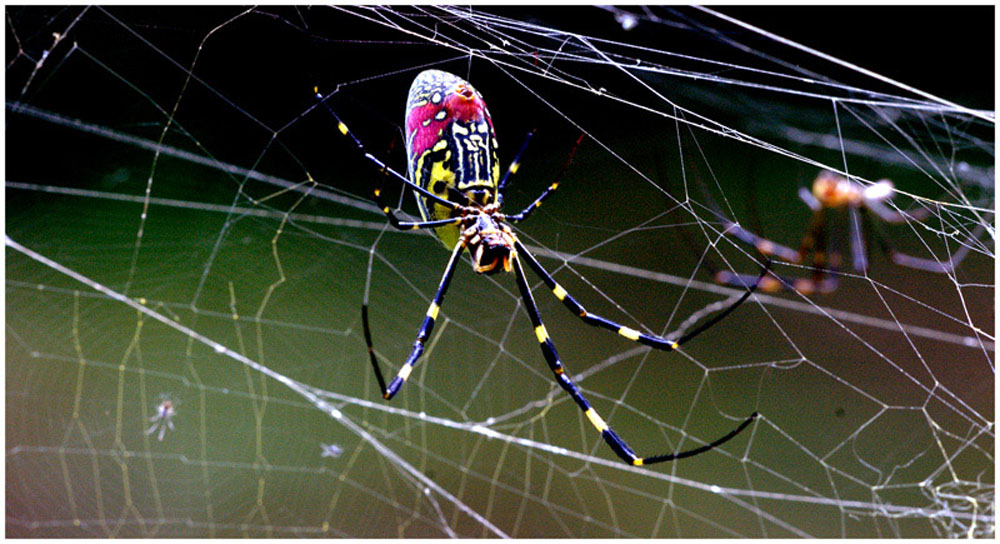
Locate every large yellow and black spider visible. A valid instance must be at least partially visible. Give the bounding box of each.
[319,70,768,467]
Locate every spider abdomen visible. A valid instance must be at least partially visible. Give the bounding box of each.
[405,70,501,248]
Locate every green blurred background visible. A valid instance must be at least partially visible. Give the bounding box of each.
[6,6,994,538]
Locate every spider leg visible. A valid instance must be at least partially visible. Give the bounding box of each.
[513,240,770,351]
[503,133,586,223]
[715,269,801,294]
[497,129,536,196]
[721,222,802,263]
[717,209,839,295]
[866,198,932,224]
[511,255,756,465]
[798,186,822,212]
[376,206,464,231]
[848,206,868,273]
[363,238,466,400]
[869,215,986,274]
[502,182,559,223]
[315,90,462,215]
[795,207,842,294]
[797,207,825,266]
[891,246,976,273]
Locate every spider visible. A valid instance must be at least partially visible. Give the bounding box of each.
[318,70,768,467]
[715,169,980,295]
[320,443,344,458]
[145,396,176,442]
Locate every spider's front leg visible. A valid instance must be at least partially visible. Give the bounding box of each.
[317,90,464,230]
[514,240,770,351]
[502,133,586,224]
[363,237,467,400]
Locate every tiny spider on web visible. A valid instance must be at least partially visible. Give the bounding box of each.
[145,395,176,442]
[715,169,983,294]
[317,70,770,467]
[320,443,344,458]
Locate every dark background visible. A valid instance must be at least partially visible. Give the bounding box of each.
[8,5,994,200]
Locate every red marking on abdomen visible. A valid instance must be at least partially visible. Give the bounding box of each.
[406,103,444,157]
[406,95,491,158]
[444,90,487,124]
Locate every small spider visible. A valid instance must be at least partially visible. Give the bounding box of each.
[716,170,976,294]
[320,443,344,458]
[145,396,176,441]
[319,70,769,466]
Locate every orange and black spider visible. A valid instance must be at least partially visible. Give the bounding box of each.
[716,170,981,295]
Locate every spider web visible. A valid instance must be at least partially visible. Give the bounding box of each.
[5,5,994,538]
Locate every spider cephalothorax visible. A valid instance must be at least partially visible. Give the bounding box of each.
[322,70,768,467]
[460,208,517,275]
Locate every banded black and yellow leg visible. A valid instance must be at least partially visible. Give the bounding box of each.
[502,181,560,223]
[514,240,770,352]
[373,193,464,231]
[503,133,586,223]
[363,238,466,400]
[497,130,536,196]
[314,89,461,212]
[512,256,756,465]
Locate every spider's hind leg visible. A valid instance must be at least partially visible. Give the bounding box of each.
[510,255,757,466]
